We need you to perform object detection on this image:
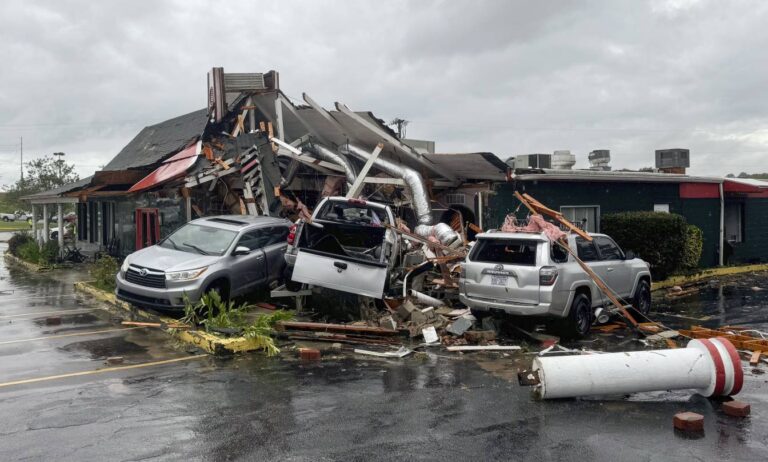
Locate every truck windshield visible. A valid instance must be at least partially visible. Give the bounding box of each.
[316,201,390,226]
[159,224,238,256]
[470,239,539,265]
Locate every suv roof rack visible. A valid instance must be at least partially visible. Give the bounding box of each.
[207,217,248,226]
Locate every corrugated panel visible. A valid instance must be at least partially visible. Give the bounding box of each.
[128,144,199,193]
[224,73,266,92]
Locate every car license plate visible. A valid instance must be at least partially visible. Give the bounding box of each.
[491,276,508,286]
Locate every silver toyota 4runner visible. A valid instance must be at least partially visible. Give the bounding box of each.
[459,231,651,337]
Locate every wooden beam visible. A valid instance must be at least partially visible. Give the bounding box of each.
[346,143,383,198]
[334,102,458,184]
[274,95,284,140]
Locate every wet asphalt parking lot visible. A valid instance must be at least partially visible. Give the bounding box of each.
[0,238,767,461]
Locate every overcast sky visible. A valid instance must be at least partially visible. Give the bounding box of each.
[1,0,767,187]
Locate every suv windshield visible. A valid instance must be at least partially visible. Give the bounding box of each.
[316,201,390,226]
[470,238,539,265]
[159,224,238,256]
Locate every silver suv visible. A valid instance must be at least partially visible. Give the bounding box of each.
[116,215,291,311]
[459,232,651,337]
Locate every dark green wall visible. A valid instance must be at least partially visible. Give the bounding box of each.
[731,198,768,264]
[488,180,720,267]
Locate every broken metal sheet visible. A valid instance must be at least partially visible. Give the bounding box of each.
[128,144,200,193]
[353,346,413,358]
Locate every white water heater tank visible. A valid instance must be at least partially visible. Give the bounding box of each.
[552,150,576,170]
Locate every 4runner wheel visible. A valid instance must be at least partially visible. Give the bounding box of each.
[2,217,8,222]
[563,293,592,339]
[632,280,652,318]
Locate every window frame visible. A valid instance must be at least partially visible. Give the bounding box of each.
[560,205,601,233]
[575,237,601,262]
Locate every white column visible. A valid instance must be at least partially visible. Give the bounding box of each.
[57,203,64,253]
[31,204,37,242]
[42,204,49,243]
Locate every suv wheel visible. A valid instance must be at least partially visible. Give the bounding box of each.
[562,293,592,339]
[632,280,651,318]
[2,217,8,222]
[206,281,229,302]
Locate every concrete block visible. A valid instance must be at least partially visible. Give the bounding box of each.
[409,309,428,326]
[397,300,419,321]
[673,412,704,432]
[379,315,397,330]
[299,348,321,361]
[722,400,750,417]
[106,356,124,365]
[447,316,474,336]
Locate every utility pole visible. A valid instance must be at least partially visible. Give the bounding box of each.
[53,152,65,182]
[20,136,23,182]
[389,118,409,139]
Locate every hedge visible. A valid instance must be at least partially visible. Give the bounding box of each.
[601,211,703,280]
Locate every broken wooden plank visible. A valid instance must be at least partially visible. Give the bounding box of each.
[750,350,762,366]
[445,345,522,352]
[277,321,400,336]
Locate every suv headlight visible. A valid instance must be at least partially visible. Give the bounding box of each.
[120,259,130,274]
[166,267,208,281]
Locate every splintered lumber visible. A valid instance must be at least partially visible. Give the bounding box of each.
[286,333,400,346]
[277,321,400,336]
[750,351,761,366]
[555,239,639,327]
[679,326,768,351]
[121,321,190,329]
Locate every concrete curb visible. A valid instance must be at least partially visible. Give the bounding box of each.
[3,252,49,272]
[73,281,267,356]
[652,263,768,291]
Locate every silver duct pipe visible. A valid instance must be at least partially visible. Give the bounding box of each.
[339,143,459,245]
[302,142,357,187]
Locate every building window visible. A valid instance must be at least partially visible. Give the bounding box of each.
[561,206,600,233]
[725,203,744,243]
[653,204,670,213]
[445,193,466,205]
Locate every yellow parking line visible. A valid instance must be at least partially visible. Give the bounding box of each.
[0,294,78,303]
[0,355,208,388]
[0,327,147,345]
[0,308,95,319]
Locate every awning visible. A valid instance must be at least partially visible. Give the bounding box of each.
[128,143,200,193]
[723,178,768,195]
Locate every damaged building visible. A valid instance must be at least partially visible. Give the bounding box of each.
[24,68,505,258]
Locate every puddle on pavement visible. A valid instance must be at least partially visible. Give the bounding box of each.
[59,336,149,360]
[32,312,101,327]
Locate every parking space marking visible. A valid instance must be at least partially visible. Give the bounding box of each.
[0,308,96,319]
[0,326,148,345]
[0,294,78,303]
[0,355,208,388]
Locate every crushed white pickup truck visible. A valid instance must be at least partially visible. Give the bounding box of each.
[284,196,400,298]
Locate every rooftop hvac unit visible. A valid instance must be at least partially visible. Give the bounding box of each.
[655,149,690,169]
[514,154,552,169]
[588,149,611,171]
[223,73,267,92]
[552,150,576,170]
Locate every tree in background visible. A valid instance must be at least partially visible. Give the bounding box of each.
[3,154,79,211]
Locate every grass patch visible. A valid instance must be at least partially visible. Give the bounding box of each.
[0,221,32,232]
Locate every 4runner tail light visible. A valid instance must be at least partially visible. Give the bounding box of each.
[539,266,558,286]
[287,224,297,245]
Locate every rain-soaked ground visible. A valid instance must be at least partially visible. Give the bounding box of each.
[0,240,766,461]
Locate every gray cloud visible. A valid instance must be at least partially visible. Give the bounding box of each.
[1,0,767,187]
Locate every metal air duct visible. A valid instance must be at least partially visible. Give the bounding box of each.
[302,142,358,187]
[339,143,460,245]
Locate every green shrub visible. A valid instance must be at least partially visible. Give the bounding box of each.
[8,231,33,257]
[90,256,118,292]
[180,291,293,356]
[39,240,59,266]
[18,241,40,264]
[681,225,703,270]
[601,211,702,279]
